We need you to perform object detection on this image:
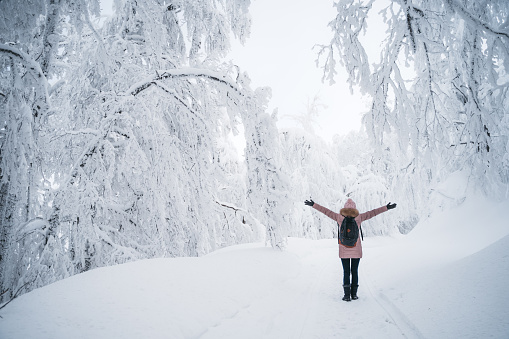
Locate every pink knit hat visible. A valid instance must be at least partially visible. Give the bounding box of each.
[344,198,356,209]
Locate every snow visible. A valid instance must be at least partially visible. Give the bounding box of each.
[1,196,509,339]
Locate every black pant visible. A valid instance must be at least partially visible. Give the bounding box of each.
[341,258,360,286]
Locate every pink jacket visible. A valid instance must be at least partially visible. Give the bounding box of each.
[313,203,388,258]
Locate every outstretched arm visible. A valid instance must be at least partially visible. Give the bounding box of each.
[359,202,396,222]
[304,199,340,221]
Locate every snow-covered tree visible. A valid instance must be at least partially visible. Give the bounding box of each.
[319,0,509,198]
[0,0,103,300]
[1,0,294,300]
[42,0,262,282]
[239,85,292,249]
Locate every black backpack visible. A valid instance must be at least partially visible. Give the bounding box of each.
[338,216,363,247]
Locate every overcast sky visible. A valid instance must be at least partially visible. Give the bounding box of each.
[229,0,372,142]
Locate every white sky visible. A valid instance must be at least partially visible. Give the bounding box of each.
[229,0,372,143]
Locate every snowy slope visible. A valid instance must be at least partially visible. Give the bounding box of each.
[1,197,509,339]
[385,233,509,339]
[363,196,509,339]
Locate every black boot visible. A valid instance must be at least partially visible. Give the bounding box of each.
[351,285,359,300]
[342,284,351,302]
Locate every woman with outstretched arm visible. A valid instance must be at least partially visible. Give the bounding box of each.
[304,198,397,301]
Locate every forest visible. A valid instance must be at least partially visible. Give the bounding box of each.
[0,0,508,303]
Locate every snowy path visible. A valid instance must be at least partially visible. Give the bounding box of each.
[287,239,423,339]
[200,238,428,339]
[197,238,413,339]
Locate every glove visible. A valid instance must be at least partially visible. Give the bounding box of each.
[387,202,397,210]
[304,199,315,207]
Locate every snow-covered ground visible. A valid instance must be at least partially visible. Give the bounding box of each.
[1,196,509,339]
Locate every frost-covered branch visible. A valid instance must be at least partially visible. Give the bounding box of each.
[318,0,373,91]
[0,44,47,82]
[51,128,100,141]
[152,81,196,115]
[446,0,509,39]
[15,218,51,242]
[127,68,242,97]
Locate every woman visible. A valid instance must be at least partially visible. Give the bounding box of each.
[304,198,396,301]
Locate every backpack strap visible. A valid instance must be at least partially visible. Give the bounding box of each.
[337,214,346,244]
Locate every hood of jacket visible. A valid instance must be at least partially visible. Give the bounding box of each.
[340,208,359,218]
